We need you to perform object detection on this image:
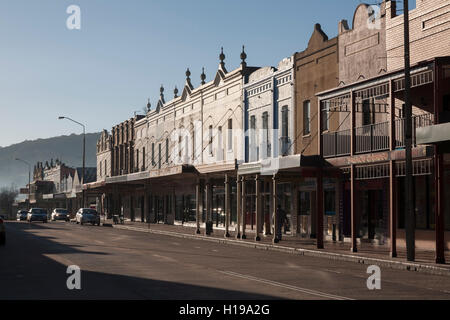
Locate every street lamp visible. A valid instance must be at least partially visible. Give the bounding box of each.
[15,158,31,210]
[58,116,86,208]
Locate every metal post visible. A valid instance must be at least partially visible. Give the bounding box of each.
[58,116,86,208]
[403,0,415,261]
[236,176,242,239]
[224,174,230,238]
[350,164,357,252]
[434,60,445,264]
[241,177,247,239]
[390,160,397,257]
[82,126,86,207]
[272,174,278,243]
[435,147,446,264]
[196,181,201,234]
[316,168,324,249]
[255,174,261,241]
[15,158,31,210]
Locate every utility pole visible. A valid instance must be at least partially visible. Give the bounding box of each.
[59,116,86,208]
[15,158,31,210]
[403,0,415,261]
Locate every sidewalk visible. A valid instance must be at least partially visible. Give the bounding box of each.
[102,219,450,277]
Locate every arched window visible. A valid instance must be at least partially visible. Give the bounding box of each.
[165,138,169,164]
[151,143,155,166]
[209,125,213,155]
[227,119,233,151]
[303,100,311,135]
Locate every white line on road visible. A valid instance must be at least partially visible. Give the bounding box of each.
[152,254,177,263]
[219,270,353,300]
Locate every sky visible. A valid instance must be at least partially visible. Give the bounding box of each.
[0,0,415,148]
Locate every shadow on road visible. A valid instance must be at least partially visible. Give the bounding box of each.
[0,222,280,300]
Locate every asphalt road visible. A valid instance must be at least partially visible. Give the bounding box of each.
[1,221,450,300]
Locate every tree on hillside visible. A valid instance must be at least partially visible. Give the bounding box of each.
[0,185,19,218]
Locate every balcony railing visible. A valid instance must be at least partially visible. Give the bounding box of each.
[322,129,351,158]
[322,113,434,158]
[395,114,434,148]
[355,121,390,154]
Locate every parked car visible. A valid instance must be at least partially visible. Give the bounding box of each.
[27,208,48,223]
[76,208,100,226]
[16,210,28,221]
[0,215,5,245]
[51,208,70,222]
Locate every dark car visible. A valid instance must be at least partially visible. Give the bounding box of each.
[0,215,5,245]
[27,208,48,223]
[16,210,28,221]
[51,208,70,222]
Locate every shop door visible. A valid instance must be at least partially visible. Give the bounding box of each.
[298,191,312,238]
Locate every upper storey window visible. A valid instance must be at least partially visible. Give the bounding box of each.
[303,100,311,135]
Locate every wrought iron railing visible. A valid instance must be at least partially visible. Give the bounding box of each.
[322,113,434,157]
[322,129,351,158]
[395,113,434,148]
[355,121,390,154]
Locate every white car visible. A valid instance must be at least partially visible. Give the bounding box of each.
[76,208,100,226]
[51,208,70,222]
[16,210,28,221]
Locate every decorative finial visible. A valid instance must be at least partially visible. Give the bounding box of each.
[219,47,225,66]
[174,86,179,98]
[240,45,247,68]
[200,67,206,85]
[185,68,193,90]
[160,85,165,102]
[186,68,191,80]
[147,98,151,112]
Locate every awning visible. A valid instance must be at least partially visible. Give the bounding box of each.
[195,161,236,174]
[237,154,324,176]
[416,123,450,145]
[83,180,107,190]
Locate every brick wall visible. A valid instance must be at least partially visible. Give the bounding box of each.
[386,0,450,71]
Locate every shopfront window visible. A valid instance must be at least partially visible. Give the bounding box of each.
[398,175,435,230]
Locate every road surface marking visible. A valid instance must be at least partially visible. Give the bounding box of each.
[152,254,177,263]
[219,270,353,300]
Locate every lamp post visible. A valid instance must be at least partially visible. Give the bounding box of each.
[15,158,31,210]
[403,0,415,262]
[58,116,86,208]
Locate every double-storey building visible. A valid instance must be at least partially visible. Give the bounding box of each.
[316,0,450,263]
[91,48,259,237]
[237,56,296,240]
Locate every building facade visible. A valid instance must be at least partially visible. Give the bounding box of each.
[84,0,449,262]
[317,0,450,263]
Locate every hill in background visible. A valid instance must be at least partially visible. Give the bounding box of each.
[0,133,101,190]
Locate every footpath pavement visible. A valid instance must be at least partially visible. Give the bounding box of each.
[101,219,450,277]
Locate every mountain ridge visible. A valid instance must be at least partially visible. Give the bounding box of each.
[0,132,101,189]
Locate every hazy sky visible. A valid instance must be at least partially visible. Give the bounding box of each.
[0,0,415,148]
